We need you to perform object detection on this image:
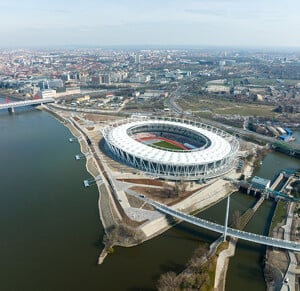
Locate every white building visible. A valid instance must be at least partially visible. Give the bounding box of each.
[110,71,128,83]
[102,117,239,180]
[48,79,64,89]
[39,89,56,99]
[91,74,111,85]
[129,74,151,83]
[207,85,230,94]
[135,54,142,64]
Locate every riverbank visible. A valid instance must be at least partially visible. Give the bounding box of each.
[214,237,237,291]
[1,98,298,290]
[46,105,289,291]
[206,149,269,290]
[44,105,253,265]
[43,106,125,262]
[265,201,300,291]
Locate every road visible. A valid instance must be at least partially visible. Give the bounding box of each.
[164,84,188,115]
[164,85,300,150]
[281,202,298,291]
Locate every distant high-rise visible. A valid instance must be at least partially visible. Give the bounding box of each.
[91,74,111,85]
[48,79,64,89]
[135,54,141,64]
[38,80,48,90]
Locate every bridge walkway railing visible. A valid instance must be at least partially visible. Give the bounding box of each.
[149,199,300,252]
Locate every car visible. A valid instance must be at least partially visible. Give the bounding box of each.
[284,277,289,284]
[139,194,145,198]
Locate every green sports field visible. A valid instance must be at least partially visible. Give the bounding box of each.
[151,141,184,151]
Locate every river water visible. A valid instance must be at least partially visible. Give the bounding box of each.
[0,102,299,290]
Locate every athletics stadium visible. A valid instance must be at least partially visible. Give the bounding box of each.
[101,117,239,180]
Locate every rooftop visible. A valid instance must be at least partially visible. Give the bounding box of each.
[251,176,271,189]
[105,119,235,166]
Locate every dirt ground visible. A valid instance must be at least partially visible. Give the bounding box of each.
[83,113,122,122]
[266,248,289,274]
[126,193,155,211]
[117,178,168,187]
[129,185,203,206]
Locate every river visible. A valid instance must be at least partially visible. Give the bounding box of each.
[0,102,299,290]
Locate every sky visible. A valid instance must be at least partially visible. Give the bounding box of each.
[0,0,300,48]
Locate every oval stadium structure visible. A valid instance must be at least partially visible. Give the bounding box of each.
[101,117,239,180]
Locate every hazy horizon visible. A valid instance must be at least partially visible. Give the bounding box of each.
[0,0,300,48]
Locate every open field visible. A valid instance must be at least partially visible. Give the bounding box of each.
[179,97,277,118]
[129,185,203,205]
[214,105,275,116]
[269,201,287,235]
[116,178,168,187]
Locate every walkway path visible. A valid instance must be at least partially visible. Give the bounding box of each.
[214,238,237,290]
[281,202,299,291]
[137,195,300,252]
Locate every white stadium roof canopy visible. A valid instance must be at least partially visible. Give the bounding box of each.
[106,120,232,166]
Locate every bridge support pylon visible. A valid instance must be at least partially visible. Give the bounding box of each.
[8,107,14,113]
[224,195,230,241]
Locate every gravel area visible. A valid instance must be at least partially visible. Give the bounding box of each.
[117,178,168,187]
[124,207,163,222]
[98,183,117,231]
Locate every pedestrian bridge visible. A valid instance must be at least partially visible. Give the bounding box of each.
[0,98,55,111]
[148,199,300,252]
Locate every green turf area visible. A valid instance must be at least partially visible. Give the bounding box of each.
[179,98,277,118]
[269,201,287,235]
[151,140,184,151]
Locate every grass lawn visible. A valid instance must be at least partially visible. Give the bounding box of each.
[179,98,277,118]
[269,201,287,235]
[151,140,184,151]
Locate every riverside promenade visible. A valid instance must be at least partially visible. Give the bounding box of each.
[280,202,299,291]
[44,106,122,235]
[44,105,261,271]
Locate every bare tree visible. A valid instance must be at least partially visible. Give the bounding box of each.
[194,272,210,289]
[173,183,180,197]
[193,244,209,258]
[157,271,181,291]
[264,263,275,283]
[186,244,208,271]
[178,179,187,195]
[232,210,242,230]
[171,180,188,198]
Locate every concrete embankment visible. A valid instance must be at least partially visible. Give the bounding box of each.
[214,237,237,291]
[43,106,251,269]
[175,179,236,213]
[44,106,122,264]
[265,201,300,291]
[45,107,163,263]
[137,179,238,241]
[214,192,264,290]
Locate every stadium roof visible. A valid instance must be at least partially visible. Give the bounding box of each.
[106,120,232,166]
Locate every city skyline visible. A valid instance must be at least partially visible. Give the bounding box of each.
[0,0,300,48]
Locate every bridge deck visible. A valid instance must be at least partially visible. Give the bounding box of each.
[148,199,300,252]
[272,142,300,154]
[0,98,54,110]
